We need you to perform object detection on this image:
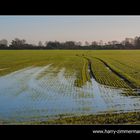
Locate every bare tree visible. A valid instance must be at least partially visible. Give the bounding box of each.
[75,41,82,46]
[45,41,48,47]
[91,41,98,46]
[0,39,8,46]
[11,38,26,45]
[85,41,90,46]
[98,40,103,46]
[111,40,119,45]
[38,41,43,46]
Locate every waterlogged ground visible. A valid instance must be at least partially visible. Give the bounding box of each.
[0,64,140,123]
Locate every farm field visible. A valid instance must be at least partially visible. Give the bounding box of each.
[0,50,140,124]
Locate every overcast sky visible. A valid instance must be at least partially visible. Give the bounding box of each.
[0,16,140,45]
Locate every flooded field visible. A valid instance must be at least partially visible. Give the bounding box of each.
[0,64,140,123]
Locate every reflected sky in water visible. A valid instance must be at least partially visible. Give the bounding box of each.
[0,65,140,122]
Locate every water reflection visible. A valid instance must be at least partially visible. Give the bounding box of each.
[0,65,140,122]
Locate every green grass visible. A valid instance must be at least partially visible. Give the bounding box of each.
[0,50,84,85]
[74,57,90,87]
[88,50,140,88]
[0,50,140,89]
[89,57,130,88]
[0,50,91,88]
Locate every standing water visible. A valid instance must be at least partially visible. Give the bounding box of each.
[0,65,140,123]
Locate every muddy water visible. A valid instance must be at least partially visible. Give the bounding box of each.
[0,65,140,122]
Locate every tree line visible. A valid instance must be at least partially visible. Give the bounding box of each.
[0,36,140,50]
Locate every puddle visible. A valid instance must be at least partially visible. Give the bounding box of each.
[0,65,140,122]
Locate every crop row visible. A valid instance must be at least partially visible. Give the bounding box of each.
[100,58,140,88]
[88,50,140,88]
[89,57,129,88]
[74,57,90,87]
